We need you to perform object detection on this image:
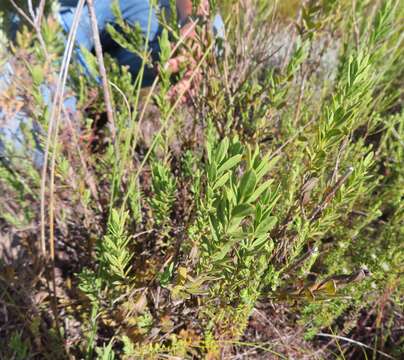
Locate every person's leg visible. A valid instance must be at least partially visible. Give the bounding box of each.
[119,0,159,40]
[58,1,160,67]
[0,58,77,169]
[108,1,173,85]
[0,60,45,169]
[111,38,160,86]
[111,5,226,86]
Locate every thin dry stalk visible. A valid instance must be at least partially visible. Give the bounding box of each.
[86,0,117,143]
[309,166,354,222]
[316,333,395,360]
[40,0,85,257]
[63,108,101,211]
[36,0,46,25]
[41,0,87,334]
[133,19,202,156]
[121,41,215,211]
[293,69,308,126]
[9,0,49,57]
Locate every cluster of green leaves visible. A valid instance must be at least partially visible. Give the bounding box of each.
[195,135,280,301]
[149,161,177,228]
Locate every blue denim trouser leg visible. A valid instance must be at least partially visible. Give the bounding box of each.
[59,1,225,84]
[59,0,160,50]
[59,0,161,84]
[0,60,76,169]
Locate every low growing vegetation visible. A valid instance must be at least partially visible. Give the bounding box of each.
[0,0,403,358]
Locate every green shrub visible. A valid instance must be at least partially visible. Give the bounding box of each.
[0,0,402,358]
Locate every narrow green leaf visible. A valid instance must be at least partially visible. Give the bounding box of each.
[31,65,44,86]
[159,29,171,64]
[217,154,243,174]
[206,139,213,164]
[256,155,280,182]
[255,216,277,236]
[226,185,237,205]
[212,243,232,262]
[227,216,243,234]
[213,172,230,190]
[217,198,227,226]
[207,164,217,182]
[232,204,255,219]
[80,46,99,78]
[251,235,269,250]
[248,179,274,203]
[216,138,229,164]
[239,169,257,202]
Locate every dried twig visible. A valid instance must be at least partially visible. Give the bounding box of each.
[9,0,49,57]
[63,107,101,211]
[309,167,354,222]
[40,0,85,256]
[39,0,87,336]
[36,0,46,25]
[86,0,117,143]
[316,333,395,360]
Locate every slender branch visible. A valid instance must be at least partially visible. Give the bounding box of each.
[40,0,85,255]
[132,19,201,157]
[9,0,36,28]
[316,333,395,360]
[9,0,49,57]
[309,167,354,222]
[38,0,86,336]
[86,0,117,143]
[36,0,46,25]
[121,41,214,211]
[63,107,101,211]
